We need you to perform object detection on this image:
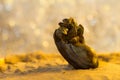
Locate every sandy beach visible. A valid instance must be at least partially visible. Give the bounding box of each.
[0,52,120,80]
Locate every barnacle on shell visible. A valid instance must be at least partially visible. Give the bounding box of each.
[53,18,98,69]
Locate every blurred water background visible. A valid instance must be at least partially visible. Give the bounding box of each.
[0,0,120,56]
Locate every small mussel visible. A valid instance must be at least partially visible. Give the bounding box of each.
[53,18,98,69]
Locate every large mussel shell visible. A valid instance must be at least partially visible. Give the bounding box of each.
[53,18,98,69]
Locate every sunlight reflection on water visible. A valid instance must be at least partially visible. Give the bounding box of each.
[0,0,120,55]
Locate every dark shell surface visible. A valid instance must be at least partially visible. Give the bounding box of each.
[53,18,98,69]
